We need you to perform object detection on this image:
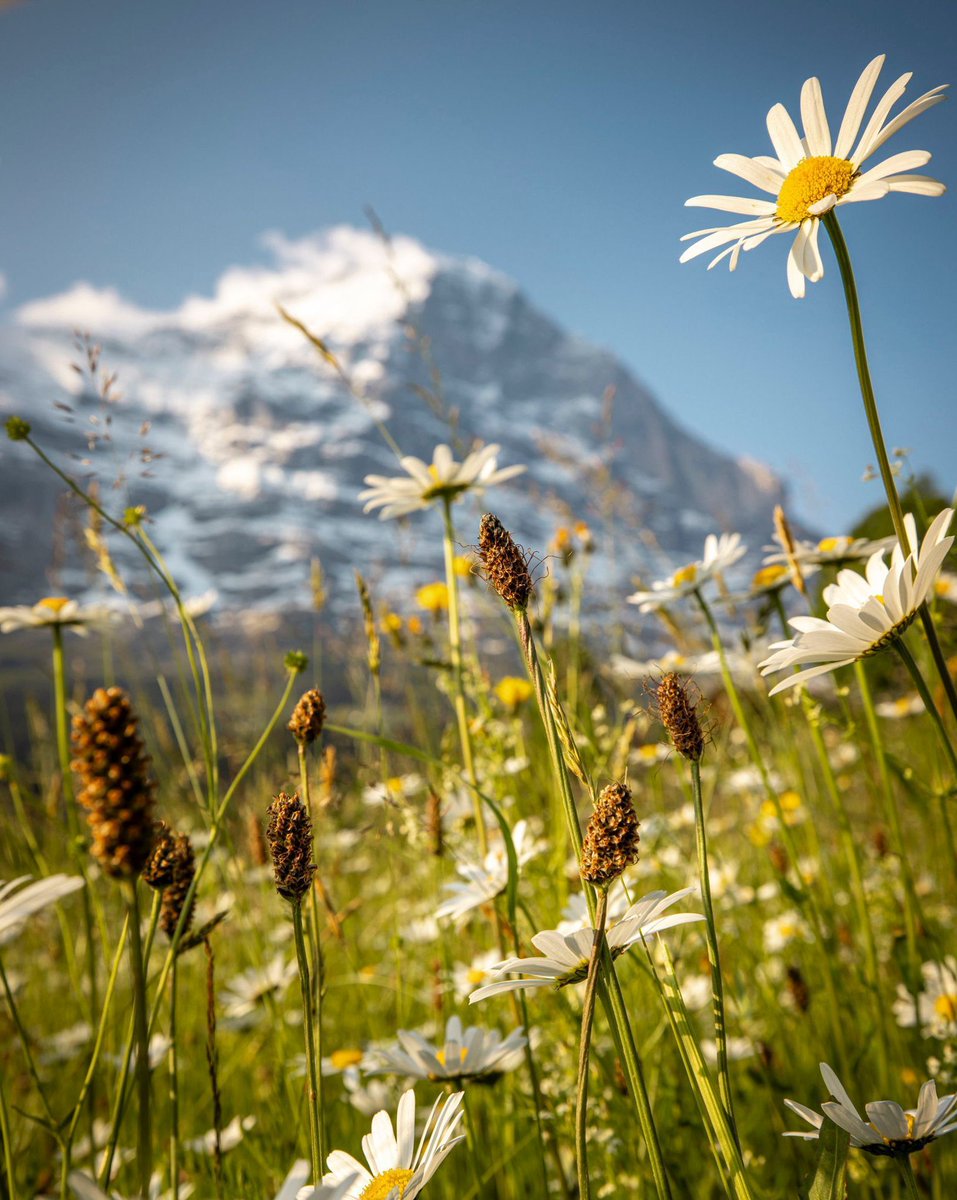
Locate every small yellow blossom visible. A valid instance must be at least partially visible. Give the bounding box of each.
[416,582,449,614]
[407,616,424,636]
[381,612,403,635]
[495,676,534,710]
[452,555,473,579]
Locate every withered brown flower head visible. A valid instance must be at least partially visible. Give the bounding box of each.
[580,781,641,886]
[477,513,534,611]
[71,686,156,879]
[159,832,195,940]
[655,673,705,762]
[288,689,327,745]
[266,791,316,903]
[142,821,176,889]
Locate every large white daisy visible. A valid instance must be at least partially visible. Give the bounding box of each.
[0,874,85,946]
[759,509,954,695]
[785,1062,957,1158]
[468,887,703,1003]
[374,1015,527,1083]
[318,1089,465,1200]
[359,443,525,520]
[681,54,947,297]
[0,597,115,635]
[627,532,746,612]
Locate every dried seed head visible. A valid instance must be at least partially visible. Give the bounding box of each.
[655,673,705,762]
[773,504,807,597]
[580,781,641,886]
[160,832,195,941]
[288,688,327,745]
[478,513,534,611]
[785,965,810,1013]
[142,822,176,889]
[768,843,789,875]
[71,686,156,879]
[247,808,268,866]
[266,791,316,903]
[426,789,443,858]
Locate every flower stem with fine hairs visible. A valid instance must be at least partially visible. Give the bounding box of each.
[575,887,607,1200]
[123,880,152,1200]
[689,758,737,1145]
[297,743,327,1166]
[823,210,957,727]
[293,902,323,1182]
[898,1157,922,1200]
[442,496,487,853]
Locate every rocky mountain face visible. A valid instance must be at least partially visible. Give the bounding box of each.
[0,227,785,613]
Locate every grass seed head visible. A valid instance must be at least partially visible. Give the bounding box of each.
[142,821,176,889]
[478,513,534,611]
[160,832,196,940]
[580,781,641,885]
[266,791,316,903]
[655,673,705,762]
[71,686,156,879]
[288,688,327,745]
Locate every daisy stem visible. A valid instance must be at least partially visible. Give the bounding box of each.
[895,639,957,780]
[515,608,674,1200]
[689,758,738,1147]
[123,879,153,1200]
[854,659,925,963]
[0,1072,17,1200]
[292,901,322,1184]
[695,590,849,1070]
[898,1156,922,1200]
[442,496,488,855]
[823,211,957,727]
[575,887,607,1200]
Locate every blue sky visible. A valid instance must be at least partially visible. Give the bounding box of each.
[2,0,955,529]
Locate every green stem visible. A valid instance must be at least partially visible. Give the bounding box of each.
[297,742,326,1170]
[575,888,607,1200]
[169,957,179,1200]
[895,639,957,779]
[0,951,58,1131]
[898,1156,922,1200]
[442,497,487,854]
[292,903,322,1183]
[516,609,673,1200]
[0,1068,17,1200]
[822,212,957,726]
[123,880,152,1200]
[689,759,737,1145]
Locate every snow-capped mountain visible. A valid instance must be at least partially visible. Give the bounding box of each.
[0,226,785,611]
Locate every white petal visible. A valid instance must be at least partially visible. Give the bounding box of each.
[855,149,932,186]
[884,174,946,196]
[861,85,948,160]
[786,233,806,299]
[801,77,832,156]
[834,55,886,159]
[713,153,785,194]
[685,194,779,215]
[766,103,805,170]
[853,71,914,165]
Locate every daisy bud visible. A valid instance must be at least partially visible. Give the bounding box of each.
[288,688,327,746]
[580,781,641,886]
[655,673,705,762]
[159,832,195,940]
[266,791,316,903]
[478,513,534,611]
[71,686,156,879]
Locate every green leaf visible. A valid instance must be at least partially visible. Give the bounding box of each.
[808,1120,849,1200]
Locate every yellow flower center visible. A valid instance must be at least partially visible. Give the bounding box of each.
[777,156,856,223]
[671,563,697,587]
[636,744,661,762]
[934,993,957,1022]
[360,1168,415,1200]
[817,536,849,554]
[467,967,488,984]
[37,596,71,613]
[752,564,789,589]
[416,582,449,613]
[436,1045,469,1068]
[330,1048,364,1070]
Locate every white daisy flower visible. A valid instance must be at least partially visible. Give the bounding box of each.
[681,54,948,298]
[469,887,704,1003]
[759,509,954,695]
[319,1088,465,1200]
[374,1015,527,1083]
[785,1063,957,1157]
[68,1170,196,1200]
[359,443,525,520]
[763,532,896,570]
[934,572,957,603]
[627,533,746,611]
[452,950,503,1003]
[763,910,813,955]
[0,597,115,635]
[0,874,85,946]
[875,693,925,719]
[434,819,540,924]
[220,953,297,1023]
[893,958,957,1040]
[185,1114,255,1155]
